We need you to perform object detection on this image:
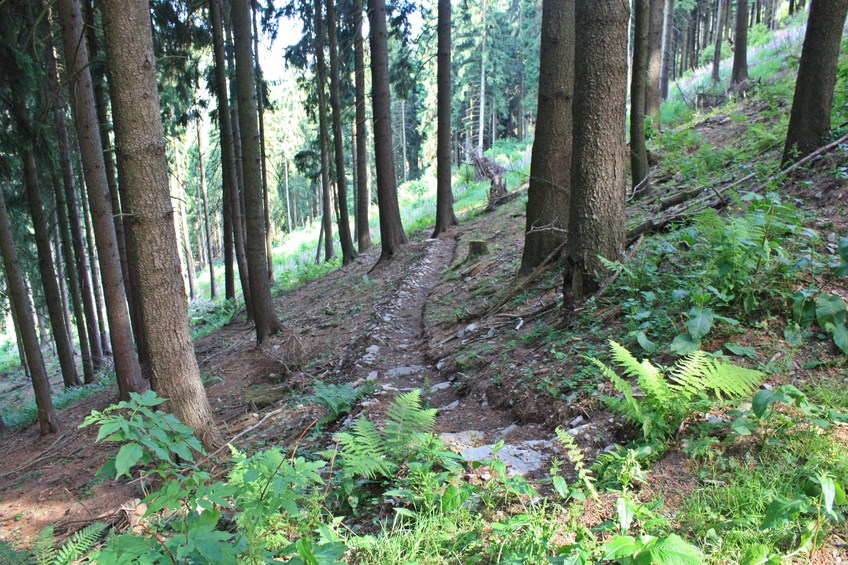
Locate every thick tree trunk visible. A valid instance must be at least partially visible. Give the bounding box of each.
[519,0,573,275]
[196,121,217,299]
[21,149,80,389]
[566,0,629,303]
[353,0,371,252]
[731,0,749,85]
[0,188,59,435]
[432,0,459,238]
[211,0,252,316]
[100,0,222,448]
[313,0,336,263]
[56,0,145,400]
[369,0,408,264]
[782,0,848,165]
[630,0,650,194]
[232,0,283,343]
[712,0,726,82]
[326,0,357,264]
[645,0,664,122]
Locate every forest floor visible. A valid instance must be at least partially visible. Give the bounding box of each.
[2,73,848,562]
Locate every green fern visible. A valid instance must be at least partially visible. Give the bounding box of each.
[555,428,598,498]
[309,381,366,423]
[337,390,436,480]
[594,341,764,441]
[34,523,107,565]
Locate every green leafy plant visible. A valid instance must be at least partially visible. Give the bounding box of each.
[34,523,107,565]
[593,341,763,441]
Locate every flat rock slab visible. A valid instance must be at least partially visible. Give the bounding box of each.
[459,440,559,476]
[385,366,423,378]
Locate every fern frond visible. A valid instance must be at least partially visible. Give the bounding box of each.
[34,525,57,565]
[555,428,597,498]
[609,342,674,408]
[338,418,394,479]
[54,523,107,565]
[384,391,436,456]
[667,350,711,399]
[669,352,763,400]
[591,356,642,423]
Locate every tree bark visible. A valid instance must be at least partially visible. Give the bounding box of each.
[56,0,145,400]
[645,0,665,122]
[432,0,459,238]
[477,0,488,155]
[782,0,848,165]
[232,0,283,343]
[369,0,408,264]
[659,0,675,100]
[78,162,111,357]
[353,0,371,252]
[210,0,252,316]
[0,187,59,435]
[566,0,629,303]
[731,0,749,85]
[100,0,222,448]
[630,0,650,194]
[519,0,573,274]
[326,0,357,264]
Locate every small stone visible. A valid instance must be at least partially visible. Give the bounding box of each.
[430,381,452,392]
[439,400,461,411]
[366,344,380,354]
[386,366,423,378]
[496,424,519,439]
[603,444,617,453]
[366,371,378,381]
[569,415,585,427]
[567,424,590,437]
[436,358,447,370]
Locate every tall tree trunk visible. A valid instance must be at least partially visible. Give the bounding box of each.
[51,213,75,351]
[78,168,111,356]
[645,0,664,124]
[232,0,283,343]
[566,0,629,303]
[659,0,675,100]
[712,0,726,82]
[251,0,275,283]
[353,0,371,252]
[211,0,252,317]
[0,187,59,435]
[369,0,408,264]
[56,0,145,400]
[400,100,409,182]
[731,0,749,85]
[176,158,197,300]
[313,0,336,263]
[100,0,222,448]
[782,0,848,165]
[21,149,81,389]
[46,39,96,383]
[519,0,573,275]
[477,0,488,155]
[630,0,650,194]
[432,0,458,238]
[195,120,217,299]
[326,0,357,264]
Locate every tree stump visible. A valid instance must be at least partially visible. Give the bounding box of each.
[467,240,489,260]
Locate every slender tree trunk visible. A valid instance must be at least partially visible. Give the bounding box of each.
[400,100,409,182]
[353,0,371,252]
[195,120,217,299]
[21,149,80,388]
[327,0,357,264]
[519,0,573,275]
[712,0,726,81]
[284,159,292,231]
[659,0,675,100]
[433,0,458,238]
[731,0,749,85]
[646,0,664,123]
[566,0,629,303]
[78,170,111,357]
[313,0,336,263]
[99,0,221,447]
[232,0,283,343]
[369,0,408,264]
[56,0,145,400]
[0,188,59,435]
[477,0,488,155]
[250,1,275,283]
[211,0,252,318]
[176,159,197,300]
[630,0,650,194]
[10,299,30,378]
[782,0,848,165]
[52,214,75,351]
